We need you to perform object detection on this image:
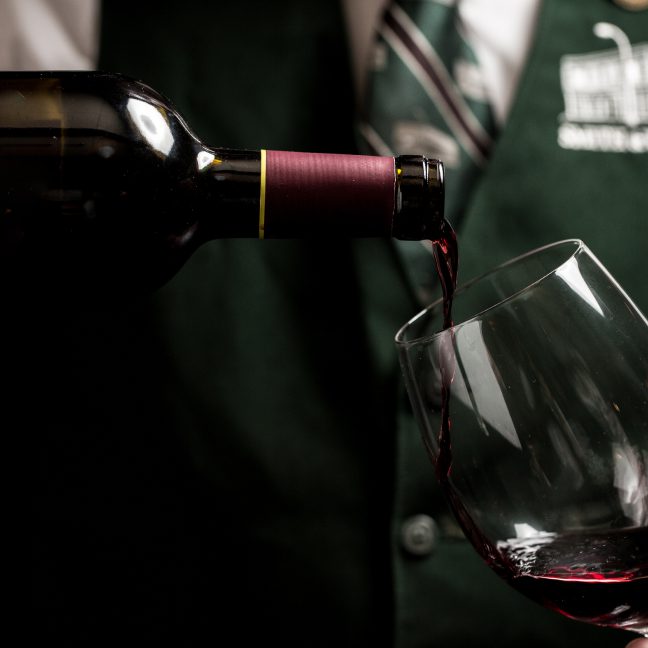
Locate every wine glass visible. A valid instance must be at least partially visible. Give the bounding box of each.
[395,239,648,638]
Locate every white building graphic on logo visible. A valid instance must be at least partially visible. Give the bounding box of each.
[558,23,648,153]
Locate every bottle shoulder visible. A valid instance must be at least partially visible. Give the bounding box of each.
[0,70,202,158]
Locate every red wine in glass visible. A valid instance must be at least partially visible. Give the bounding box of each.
[496,527,648,633]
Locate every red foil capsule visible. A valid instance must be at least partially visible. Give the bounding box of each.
[262,150,396,238]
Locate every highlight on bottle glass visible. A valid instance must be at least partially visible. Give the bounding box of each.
[395,239,648,637]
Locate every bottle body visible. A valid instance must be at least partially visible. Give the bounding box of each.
[0,71,444,298]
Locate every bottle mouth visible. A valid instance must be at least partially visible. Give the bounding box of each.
[393,156,445,240]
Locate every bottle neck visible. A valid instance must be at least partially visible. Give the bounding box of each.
[197,149,444,240]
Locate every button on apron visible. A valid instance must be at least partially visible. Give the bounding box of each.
[401,514,439,557]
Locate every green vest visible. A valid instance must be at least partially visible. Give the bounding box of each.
[30,1,647,646]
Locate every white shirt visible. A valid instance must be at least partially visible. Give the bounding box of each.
[0,0,540,126]
[0,0,99,71]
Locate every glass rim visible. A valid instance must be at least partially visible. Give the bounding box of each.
[395,238,586,349]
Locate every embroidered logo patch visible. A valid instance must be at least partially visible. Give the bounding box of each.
[558,23,648,153]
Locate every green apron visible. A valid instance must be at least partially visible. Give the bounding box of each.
[30,1,647,646]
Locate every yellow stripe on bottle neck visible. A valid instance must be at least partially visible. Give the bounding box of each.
[259,149,267,239]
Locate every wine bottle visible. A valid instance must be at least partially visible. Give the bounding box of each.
[0,71,444,299]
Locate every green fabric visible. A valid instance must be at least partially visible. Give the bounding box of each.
[459,0,648,305]
[30,1,647,647]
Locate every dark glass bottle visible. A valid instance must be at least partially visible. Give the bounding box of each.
[0,71,444,299]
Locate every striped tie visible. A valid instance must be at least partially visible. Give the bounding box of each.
[361,0,498,301]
